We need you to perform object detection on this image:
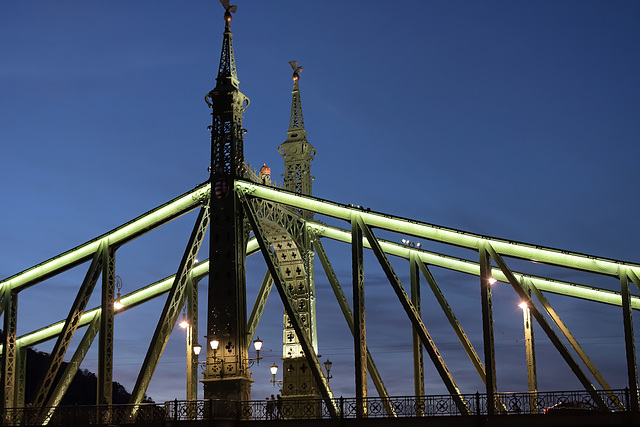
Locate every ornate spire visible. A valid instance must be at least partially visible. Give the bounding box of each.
[205,0,249,179]
[214,0,239,88]
[278,61,316,201]
[288,61,305,132]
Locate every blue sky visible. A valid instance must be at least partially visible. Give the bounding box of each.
[2,1,640,403]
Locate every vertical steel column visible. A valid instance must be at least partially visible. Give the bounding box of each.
[410,255,425,400]
[621,269,639,411]
[98,245,115,407]
[479,245,497,415]
[521,292,538,412]
[352,217,367,417]
[16,346,26,409]
[204,7,251,402]
[313,239,396,417]
[1,287,18,411]
[186,276,199,403]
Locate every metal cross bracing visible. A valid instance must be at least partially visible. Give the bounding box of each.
[1,178,640,418]
[2,3,640,424]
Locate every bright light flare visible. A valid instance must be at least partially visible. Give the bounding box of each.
[518,301,528,309]
[488,277,497,285]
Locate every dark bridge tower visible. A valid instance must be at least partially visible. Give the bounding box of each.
[204,3,252,401]
[278,63,321,401]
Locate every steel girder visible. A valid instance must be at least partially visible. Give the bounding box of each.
[98,246,115,406]
[527,280,623,409]
[313,239,396,417]
[520,288,538,410]
[620,270,639,410]
[414,257,486,385]
[247,271,274,342]
[2,179,639,412]
[42,314,101,424]
[240,193,339,418]
[1,183,209,294]
[306,221,640,309]
[355,216,470,415]
[33,241,106,409]
[410,255,425,401]
[485,244,609,410]
[479,245,497,415]
[129,205,209,408]
[1,285,18,411]
[351,216,367,417]
[186,277,199,404]
[236,181,640,279]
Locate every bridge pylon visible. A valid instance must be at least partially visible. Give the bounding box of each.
[203,3,252,402]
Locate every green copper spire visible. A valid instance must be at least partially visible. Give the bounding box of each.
[278,61,316,204]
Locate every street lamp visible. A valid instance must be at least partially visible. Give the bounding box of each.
[193,344,202,356]
[113,276,124,310]
[269,363,284,388]
[324,359,333,381]
[249,337,263,366]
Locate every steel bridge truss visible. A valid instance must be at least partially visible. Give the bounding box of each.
[1,180,639,419]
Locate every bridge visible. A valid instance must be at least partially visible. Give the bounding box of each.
[1,2,639,426]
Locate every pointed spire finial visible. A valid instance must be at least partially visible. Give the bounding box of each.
[287,61,305,131]
[219,0,237,21]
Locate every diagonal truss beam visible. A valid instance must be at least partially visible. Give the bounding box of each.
[484,243,608,410]
[33,241,106,409]
[240,193,339,418]
[356,216,470,415]
[247,271,274,342]
[414,257,486,385]
[527,279,623,410]
[129,205,209,407]
[42,314,101,424]
[314,239,396,417]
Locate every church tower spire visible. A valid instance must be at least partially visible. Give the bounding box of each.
[278,61,316,216]
[204,0,252,402]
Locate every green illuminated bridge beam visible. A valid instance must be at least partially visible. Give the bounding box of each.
[236,180,640,279]
[4,224,639,353]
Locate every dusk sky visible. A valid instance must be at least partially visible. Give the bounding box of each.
[2,1,640,404]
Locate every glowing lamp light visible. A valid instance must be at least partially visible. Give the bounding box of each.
[179,313,189,329]
[519,301,528,310]
[253,337,263,352]
[488,277,497,285]
[210,339,220,351]
[193,344,202,356]
[114,275,124,310]
[270,363,279,376]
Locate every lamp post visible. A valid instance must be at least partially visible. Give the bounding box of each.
[519,300,538,413]
[324,359,333,381]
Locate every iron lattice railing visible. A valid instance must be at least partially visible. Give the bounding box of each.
[1,389,635,425]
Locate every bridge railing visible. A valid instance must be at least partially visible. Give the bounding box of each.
[1,389,633,425]
[163,388,633,421]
